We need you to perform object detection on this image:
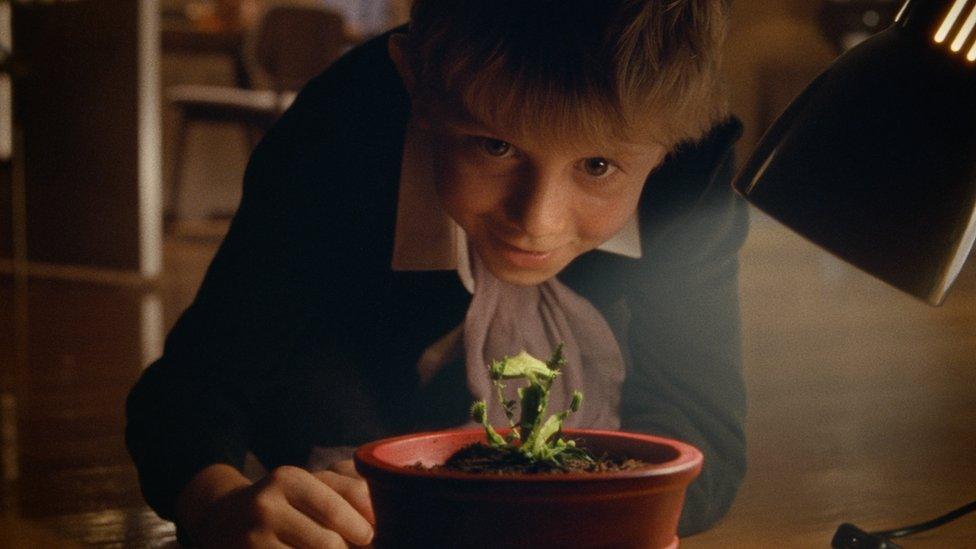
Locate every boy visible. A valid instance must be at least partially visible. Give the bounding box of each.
[127,0,748,546]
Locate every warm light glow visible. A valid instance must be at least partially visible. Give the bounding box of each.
[939,182,976,298]
[936,0,970,43]
[968,41,976,61]
[0,2,10,161]
[138,0,163,278]
[862,10,881,29]
[951,3,976,51]
[895,0,909,23]
[141,294,164,369]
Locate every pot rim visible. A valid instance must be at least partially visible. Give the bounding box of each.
[354,428,703,484]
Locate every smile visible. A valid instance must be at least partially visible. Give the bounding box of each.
[488,232,557,269]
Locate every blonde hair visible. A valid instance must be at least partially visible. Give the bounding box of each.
[403,0,731,150]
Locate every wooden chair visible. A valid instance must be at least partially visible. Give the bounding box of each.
[166,5,346,223]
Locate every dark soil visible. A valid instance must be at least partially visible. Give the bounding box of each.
[416,443,650,474]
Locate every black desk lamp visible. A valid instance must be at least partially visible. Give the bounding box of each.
[733,0,976,546]
[734,0,976,306]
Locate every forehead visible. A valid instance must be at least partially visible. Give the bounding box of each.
[438,107,664,160]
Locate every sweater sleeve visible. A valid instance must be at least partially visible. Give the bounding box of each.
[125,134,320,520]
[125,32,410,522]
[621,121,750,536]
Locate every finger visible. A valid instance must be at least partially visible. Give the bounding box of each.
[285,477,374,546]
[275,505,349,549]
[313,470,375,524]
[248,535,291,549]
[329,459,363,480]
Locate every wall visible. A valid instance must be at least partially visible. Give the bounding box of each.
[7,0,162,278]
[724,0,839,161]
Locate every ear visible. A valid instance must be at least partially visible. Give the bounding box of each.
[388,33,416,95]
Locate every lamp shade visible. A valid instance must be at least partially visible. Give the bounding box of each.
[733,0,976,305]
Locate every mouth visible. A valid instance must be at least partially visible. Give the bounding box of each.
[487,232,558,269]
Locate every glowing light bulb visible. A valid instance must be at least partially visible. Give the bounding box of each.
[936,0,970,43]
[950,4,976,51]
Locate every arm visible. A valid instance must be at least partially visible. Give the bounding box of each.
[125,131,315,520]
[622,122,750,535]
[126,33,407,529]
[126,123,382,546]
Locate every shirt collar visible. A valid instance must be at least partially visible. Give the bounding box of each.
[391,120,642,288]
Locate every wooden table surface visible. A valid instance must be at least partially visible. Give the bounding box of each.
[1,216,974,547]
[687,215,976,548]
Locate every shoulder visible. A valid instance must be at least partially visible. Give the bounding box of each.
[258,28,410,160]
[230,30,412,276]
[637,117,747,263]
[639,118,744,233]
[285,27,408,118]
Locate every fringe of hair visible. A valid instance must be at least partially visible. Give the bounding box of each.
[406,0,731,150]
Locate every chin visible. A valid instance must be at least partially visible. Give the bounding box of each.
[480,256,560,286]
[495,270,552,286]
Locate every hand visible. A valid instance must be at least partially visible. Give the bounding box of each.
[179,463,374,548]
[320,458,375,527]
[325,459,366,485]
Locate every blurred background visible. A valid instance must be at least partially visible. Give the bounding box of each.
[2,0,974,546]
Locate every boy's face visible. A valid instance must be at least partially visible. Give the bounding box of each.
[428,116,667,286]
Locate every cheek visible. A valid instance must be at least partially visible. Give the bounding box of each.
[574,185,645,245]
[433,155,498,227]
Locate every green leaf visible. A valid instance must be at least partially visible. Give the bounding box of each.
[471,347,595,465]
[546,343,567,371]
[471,401,506,447]
[528,413,565,455]
[518,383,548,444]
[491,351,558,381]
[570,391,583,412]
[470,400,487,424]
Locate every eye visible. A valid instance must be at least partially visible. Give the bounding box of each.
[477,137,514,157]
[581,157,615,178]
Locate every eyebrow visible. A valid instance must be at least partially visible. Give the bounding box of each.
[441,111,505,138]
[440,108,660,161]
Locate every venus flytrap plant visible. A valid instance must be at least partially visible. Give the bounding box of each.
[470,401,506,447]
[470,345,594,467]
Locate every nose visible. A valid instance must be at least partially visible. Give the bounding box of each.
[503,167,569,240]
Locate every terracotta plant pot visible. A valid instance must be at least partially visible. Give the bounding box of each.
[354,428,703,549]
